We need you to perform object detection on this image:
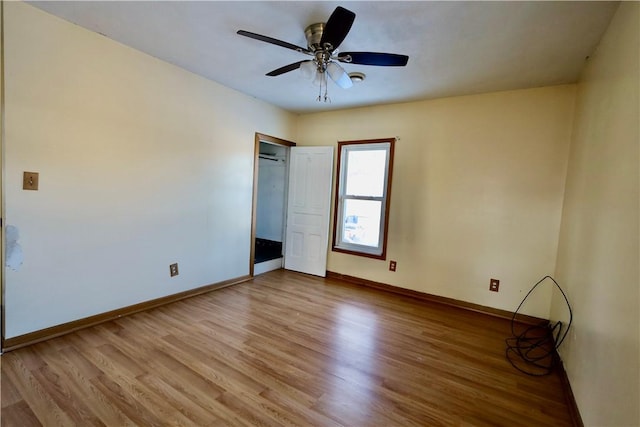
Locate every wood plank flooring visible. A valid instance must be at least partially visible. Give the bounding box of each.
[1,269,574,426]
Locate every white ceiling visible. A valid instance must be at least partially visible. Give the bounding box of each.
[29,1,619,114]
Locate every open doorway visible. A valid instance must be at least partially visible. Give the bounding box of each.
[250,133,295,276]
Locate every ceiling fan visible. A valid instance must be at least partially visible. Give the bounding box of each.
[237,6,409,102]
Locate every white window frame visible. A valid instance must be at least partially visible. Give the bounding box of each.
[332,138,394,259]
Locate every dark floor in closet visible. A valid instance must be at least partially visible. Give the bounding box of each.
[255,238,283,263]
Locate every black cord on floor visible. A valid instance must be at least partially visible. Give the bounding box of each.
[505,275,572,376]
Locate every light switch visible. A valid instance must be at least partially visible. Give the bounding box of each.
[23,172,39,191]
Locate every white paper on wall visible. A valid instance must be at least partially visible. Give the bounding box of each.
[6,225,24,271]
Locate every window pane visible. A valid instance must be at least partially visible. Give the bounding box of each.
[341,199,382,247]
[345,150,387,197]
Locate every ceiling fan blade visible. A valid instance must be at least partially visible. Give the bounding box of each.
[237,30,310,54]
[320,6,355,51]
[338,52,409,66]
[266,60,309,77]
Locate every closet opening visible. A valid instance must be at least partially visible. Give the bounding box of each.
[250,133,295,276]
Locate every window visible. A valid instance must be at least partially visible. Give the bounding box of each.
[332,138,395,259]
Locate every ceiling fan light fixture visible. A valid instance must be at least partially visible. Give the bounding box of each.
[326,61,345,80]
[300,60,316,80]
[327,62,353,89]
[312,69,325,87]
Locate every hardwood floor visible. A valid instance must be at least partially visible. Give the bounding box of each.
[1,269,574,426]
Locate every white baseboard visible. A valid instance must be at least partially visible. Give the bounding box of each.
[254,258,283,275]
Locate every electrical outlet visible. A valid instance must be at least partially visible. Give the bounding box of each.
[389,260,397,272]
[170,263,179,277]
[490,278,499,292]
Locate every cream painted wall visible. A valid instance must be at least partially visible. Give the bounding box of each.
[0,2,5,340]
[552,2,639,426]
[3,3,295,338]
[296,86,576,318]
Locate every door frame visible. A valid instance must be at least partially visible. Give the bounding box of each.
[250,133,295,276]
[1,1,6,350]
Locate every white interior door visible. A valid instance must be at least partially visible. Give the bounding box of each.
[284,146,334,277]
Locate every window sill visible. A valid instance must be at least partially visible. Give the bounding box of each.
[332,246,387,260]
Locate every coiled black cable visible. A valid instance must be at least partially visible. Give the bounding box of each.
[505,275,572,376]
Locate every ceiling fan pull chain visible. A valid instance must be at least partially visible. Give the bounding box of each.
[324,72,331,103]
